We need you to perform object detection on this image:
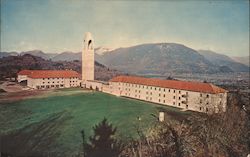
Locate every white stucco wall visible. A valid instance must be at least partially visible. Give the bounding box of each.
[27,77,80,89]
[17,75,28,82]
[106,81,227,113]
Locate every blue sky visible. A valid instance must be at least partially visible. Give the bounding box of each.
[1,0,249,56]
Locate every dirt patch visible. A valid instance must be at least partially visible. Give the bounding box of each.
[0,81,26,93]
[0,90,46,104]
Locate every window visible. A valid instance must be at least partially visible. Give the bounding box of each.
[200,107,202,111]
[163,94,165,97]
[169,89,171,92]
[43,82,45,84]
[159,88,161,91]
[150,92,152,95]
[178,103,180,106]
[179,97,181,100]
[146,91,148,94]
[164,89,165,92]
[206,94,209,98]
[159,94,161,96]
[151,87,152,90]
[186,105,188,108]
[173,96,175,99]
[139,90,140,93]
[200,93,202,97]
[200,100,202,103]
[174,90,175,93]
[155,87,157,90]
[163,100,165,103]
[179,91,181,94]
[159,99,161,102]
[173,102,175,105]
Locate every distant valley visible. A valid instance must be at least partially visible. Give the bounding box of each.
[1,43,249,75]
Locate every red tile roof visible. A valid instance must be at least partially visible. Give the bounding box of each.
[18,70,32,75]
[110,75,227,94]
[18,70,79,79]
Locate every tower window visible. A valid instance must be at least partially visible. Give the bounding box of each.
[88,40,92,49]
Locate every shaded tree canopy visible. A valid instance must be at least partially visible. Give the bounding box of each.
[82,118,123,157]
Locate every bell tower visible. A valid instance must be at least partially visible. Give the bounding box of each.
[82,32,94,81]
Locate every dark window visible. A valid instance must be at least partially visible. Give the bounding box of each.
[178,103,180,106]
[200,93,202,97]
[159,94,161,96]
[159,99,161,102]
[163,94,165,97]
[179,91,181,94]
[159,88,161,91]
[173,96,175,99]
[206,94,209,98]
[186,105,188,108]
[169,89,171,92]
[174,90,175,93]
[173,102,175,105]
[179,97,181,100]
[200,107,202,110]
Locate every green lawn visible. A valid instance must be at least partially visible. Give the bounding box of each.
[0,89,188,156]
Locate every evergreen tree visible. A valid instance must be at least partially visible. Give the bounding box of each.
[82,118,123,157]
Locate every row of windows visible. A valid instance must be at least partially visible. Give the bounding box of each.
[42,77,78,80]
[118,83,213,98]
[42,80,77,84]
[37,84,64,89]
[119,83,181,93]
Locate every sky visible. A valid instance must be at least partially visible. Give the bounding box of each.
[0,0,249,56]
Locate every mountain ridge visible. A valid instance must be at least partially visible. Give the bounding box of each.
[1,43,248,74]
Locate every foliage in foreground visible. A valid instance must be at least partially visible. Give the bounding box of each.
[81,93,249,157]
[81,118,123,157]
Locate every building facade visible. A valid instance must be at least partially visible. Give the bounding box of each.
[17,70,32,82]
[18,70,80,89]
[103,76,227,113]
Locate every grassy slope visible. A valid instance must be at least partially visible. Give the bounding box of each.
[0,89,188,156]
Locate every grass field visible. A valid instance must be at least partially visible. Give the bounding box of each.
[0,88,189,156]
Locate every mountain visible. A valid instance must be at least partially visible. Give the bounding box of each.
[51,51,81,61]
[1,44,248,75]
[20,50,57,60]
[198,50,249,72]
[0,54,123,81]
[0,52,18,58]
[96,43,224,75]
[231,56,249,66]
[95,47,115,55]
